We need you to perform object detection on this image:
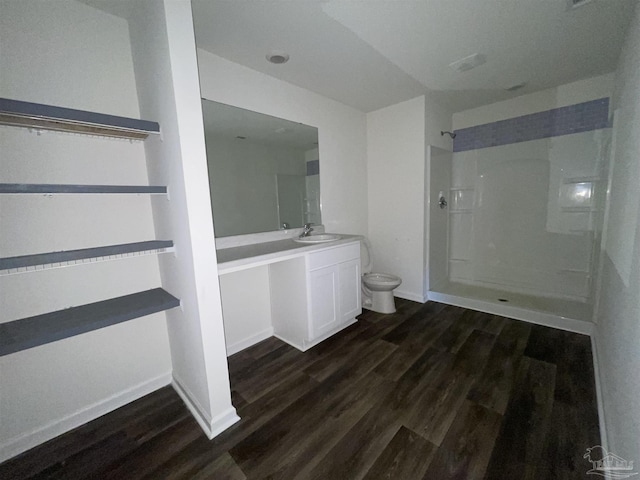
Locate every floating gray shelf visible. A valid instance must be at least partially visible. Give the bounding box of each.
[0,98,160,139]
[0,240,174,271]
[0,288,180,357]
[0,184,167,194]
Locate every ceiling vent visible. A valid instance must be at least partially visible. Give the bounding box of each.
[568,0,595,9]
[506,82,527,92]
[448,53,486,73]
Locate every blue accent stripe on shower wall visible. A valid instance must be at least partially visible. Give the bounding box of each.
[306,159,320,176]
[453,98,611,152]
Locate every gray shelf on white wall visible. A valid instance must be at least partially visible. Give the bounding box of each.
[0,240,174,272]
[0,288,181,357]
[1,98,176,357]
[0,184,167,194]
[0,97,160,139]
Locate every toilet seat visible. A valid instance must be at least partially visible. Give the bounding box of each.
[363,273,402,291]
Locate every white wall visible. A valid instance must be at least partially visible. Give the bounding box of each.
[196,50,368,236]
[206,133,306,236]
[127,0,238,438]
[453,73,615,130]
[367,96,426,301]
[0,0,171,462]
[594,3,640,460]
[366,95,452,302]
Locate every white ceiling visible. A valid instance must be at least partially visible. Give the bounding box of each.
[192,0,637,113]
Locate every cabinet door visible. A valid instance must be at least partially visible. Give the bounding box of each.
[308,266,339,339]
[338,259,361,323]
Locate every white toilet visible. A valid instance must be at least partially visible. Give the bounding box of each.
[360,238,402,314]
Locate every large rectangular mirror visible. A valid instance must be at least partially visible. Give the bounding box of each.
[202,99,321,237]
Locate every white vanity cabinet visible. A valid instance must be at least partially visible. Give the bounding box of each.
[307,243,361,340]
[218,237,362,354]
[268,240,362,352]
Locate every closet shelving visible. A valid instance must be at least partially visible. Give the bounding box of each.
[1,98,179,356]
[0,184,167,194]
[0,289,180,357]
[0,97,160,139]
[0,240,174,274]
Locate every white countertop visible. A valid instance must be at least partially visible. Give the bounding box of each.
[216,234,362,275]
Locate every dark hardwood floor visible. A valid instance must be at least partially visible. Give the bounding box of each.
[0,300,600,479]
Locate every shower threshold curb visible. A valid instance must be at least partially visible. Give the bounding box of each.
[427,289,594,336]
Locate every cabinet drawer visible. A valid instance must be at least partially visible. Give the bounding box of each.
[306,242,360,271]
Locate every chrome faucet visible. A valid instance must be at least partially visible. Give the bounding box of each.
[299,223,314,238]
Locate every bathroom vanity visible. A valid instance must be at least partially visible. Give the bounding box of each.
[216,236,362,354]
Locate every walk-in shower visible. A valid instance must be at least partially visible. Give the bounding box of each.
[427,98,612,333]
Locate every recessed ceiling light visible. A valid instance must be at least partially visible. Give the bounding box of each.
[266,51,290,64]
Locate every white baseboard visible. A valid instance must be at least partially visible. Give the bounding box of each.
[171,375,240,440]
[273,318,358,352]
[0,372,172,464]
[225,327,274,356]
[590,334,609,452]
[206,406,242,439]
[394,290,427,304]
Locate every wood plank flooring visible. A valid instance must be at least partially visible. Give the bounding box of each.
[0,299,600,479]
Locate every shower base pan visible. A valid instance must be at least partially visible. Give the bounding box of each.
[428,281,593,335]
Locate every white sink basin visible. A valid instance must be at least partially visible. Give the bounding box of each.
[293,233,341,244]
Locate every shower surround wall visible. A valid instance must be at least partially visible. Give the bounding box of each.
[448,98,611,304]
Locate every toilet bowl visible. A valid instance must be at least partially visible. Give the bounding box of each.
[360,238,402,314]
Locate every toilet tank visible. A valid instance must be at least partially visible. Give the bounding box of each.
[360,238,373,274]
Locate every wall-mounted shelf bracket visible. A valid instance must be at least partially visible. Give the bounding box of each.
[0,98,160,139]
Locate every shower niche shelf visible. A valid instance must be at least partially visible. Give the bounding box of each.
[560,206,599,213]
[0,288,180,357]
[449,209,474,214]
[0,97,160,139]
[449,186,475,212]
[562,176,602,184]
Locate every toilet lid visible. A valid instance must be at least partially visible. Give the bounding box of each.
[361,237,372,274]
